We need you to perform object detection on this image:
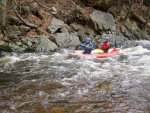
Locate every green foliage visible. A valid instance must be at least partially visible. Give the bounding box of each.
[140,30,147,37]
[36,28,47,35]
[0,1,6,13]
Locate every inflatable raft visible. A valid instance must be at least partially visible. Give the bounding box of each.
[73,48,119,59]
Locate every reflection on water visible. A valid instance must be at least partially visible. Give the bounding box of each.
[0,46,150,113]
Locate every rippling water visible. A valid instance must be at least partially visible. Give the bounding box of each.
[0,46,150,113]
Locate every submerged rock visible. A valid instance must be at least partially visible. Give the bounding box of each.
[128,40,150,50]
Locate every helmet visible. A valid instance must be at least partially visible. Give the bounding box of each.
[105,37,110,41]
[86,37,91,41]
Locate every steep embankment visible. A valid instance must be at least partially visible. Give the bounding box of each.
[0,0,150,53]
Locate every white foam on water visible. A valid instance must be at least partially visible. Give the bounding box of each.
[76,88,89,95]
[31,79,36,82]
[120,46,150,55]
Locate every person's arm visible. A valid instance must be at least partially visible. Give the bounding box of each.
[100,42,108,50]
[100,43,104,50]
[80,43,86,49]
[89,43,94,50]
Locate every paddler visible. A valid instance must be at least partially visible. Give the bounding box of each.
[80,37,94,54]
[100,37,111,53]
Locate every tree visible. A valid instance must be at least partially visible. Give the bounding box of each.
[140,0,143,14]
[144,0,150,31]
[123,0,134,21]
[0,0,7,34]
[116,0,121,15]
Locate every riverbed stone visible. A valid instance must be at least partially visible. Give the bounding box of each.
[90,10,116,31]
[36,36,57,52]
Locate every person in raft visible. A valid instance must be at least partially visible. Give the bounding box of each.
[100,37,111,53]
[80,37,94,54]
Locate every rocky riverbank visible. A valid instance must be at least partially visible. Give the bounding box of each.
[0,0,150,53]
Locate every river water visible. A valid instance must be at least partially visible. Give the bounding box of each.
[0,46,150,113]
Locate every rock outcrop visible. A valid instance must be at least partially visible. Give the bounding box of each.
[47,18,66,34]
[36,36,57,52]
[90,10,116,32]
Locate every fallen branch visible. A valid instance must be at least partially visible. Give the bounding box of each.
[131,11,150,29]
[14,8,40,28]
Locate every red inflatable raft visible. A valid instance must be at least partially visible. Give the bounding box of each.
[73,48,120,59]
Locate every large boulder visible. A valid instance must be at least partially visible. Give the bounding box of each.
[90,10,116,32]
[70,23,96,42]
[47,18,68,34]
[36,36,57,52]
[51,33,80,49]
[93,34,129,49]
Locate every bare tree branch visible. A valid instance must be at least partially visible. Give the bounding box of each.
[14,7,39,28]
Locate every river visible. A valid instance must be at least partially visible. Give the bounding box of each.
[0,45,150,113]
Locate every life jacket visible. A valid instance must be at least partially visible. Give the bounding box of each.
[80,42,94,54]
[100,41,110,53]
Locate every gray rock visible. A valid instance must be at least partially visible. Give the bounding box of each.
[70,24,96,42]
[0,40,12,52]
[50,7,57,15]
[9,43,26,52]
[100,34,129,48]
[51,33,80,49]
[47,18,65,34]
[36,36,57,52]
[92,35,102,48]
[70,23,80,31]
[0,40,5,45]
[22,39,33,47]
[61,27,69,34]
[90,10,116,31]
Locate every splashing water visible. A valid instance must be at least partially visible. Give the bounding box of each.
[0,46,150,113]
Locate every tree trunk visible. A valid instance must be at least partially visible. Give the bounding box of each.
[144,0,150,31]
[123,0,134,21]
[116,0,121,15]
[131,11,150,29]
[0,0,7,33]
[140,0,143,14]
